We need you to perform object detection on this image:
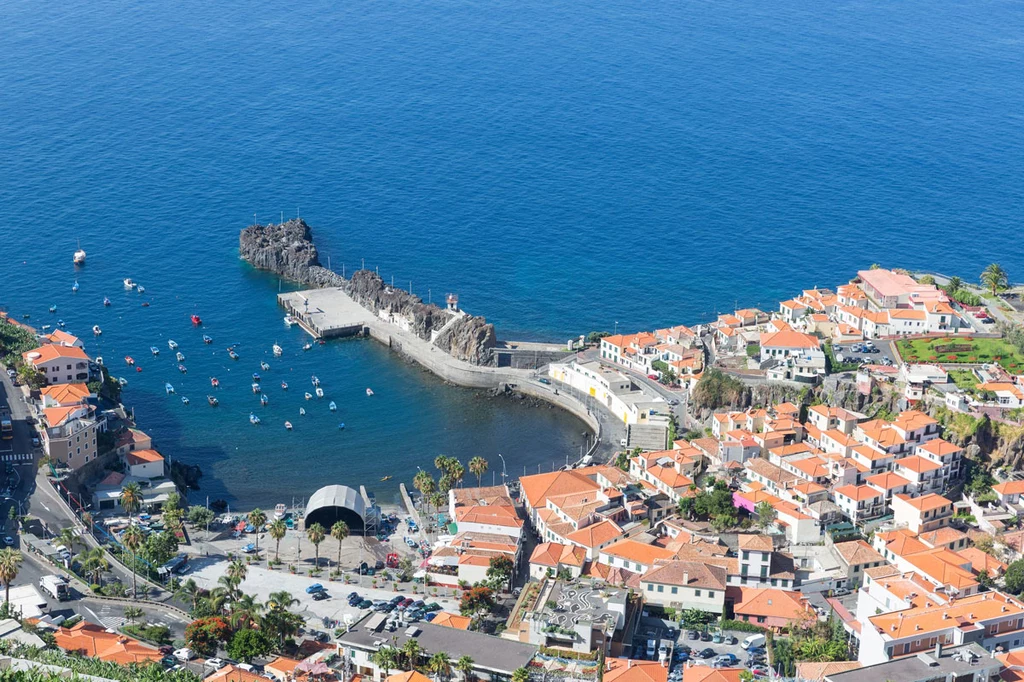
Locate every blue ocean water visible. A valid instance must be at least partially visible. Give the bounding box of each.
[1,0,1022,505]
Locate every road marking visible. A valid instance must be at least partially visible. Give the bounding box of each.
[40,503,50,512]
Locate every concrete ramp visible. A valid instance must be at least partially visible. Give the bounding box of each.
[626,424,669,451]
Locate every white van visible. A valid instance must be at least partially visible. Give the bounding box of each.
[741,634,766,650]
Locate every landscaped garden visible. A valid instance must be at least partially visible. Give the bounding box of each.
[897,336,1024,370]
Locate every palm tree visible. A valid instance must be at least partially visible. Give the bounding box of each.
[468,457,488,487]
[268,518,287,564]
[449,461,465,488]
[0,548,22,604]
[247,508,267,559]
[306,522,326,568]
[206,586,230,615]
[331,520,349,570]
[226,559,248,587]
[455,655,475,682]
[123,605,143,625]
[414,471,437,519]
[229,593,264,629]
[174,578,202,613]
[119,482,144,518]
[121,525,144,599]
[267,590,298,612]
[372,646,399,677]
[947,275,963,294]
[512,668,530,682]
[81,546,110,587]
[429,652,452,682]
[402,639,422,669]
[57,528,79,565]
[982,263,1009,296]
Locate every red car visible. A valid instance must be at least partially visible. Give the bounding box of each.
[647,374,658,380]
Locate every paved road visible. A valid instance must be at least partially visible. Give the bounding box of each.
[576,348,692,430]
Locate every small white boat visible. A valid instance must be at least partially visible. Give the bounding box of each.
[41,324,51,331]
[150,346,159,355]
[168,340,178,350]
[299,407,306,415]
[181,396,190,405]
[137,285,145,294]
[73,245,86,265]
[274,503,287,519]
[249,413,260,425]
[284,315,297,326]
[123,278,136,289]
[229,349,239,360]
[302,342,312,351]
[93,325,102,335]
[203,334,213,344]
[366,388,374,396]
[260,361,270,371]
[304,392,313,401]
[118,377,127,386]
[72,281,80,293]
[176,352,185,362]
[311,375,320,386]
[284,421,292,430]
[103,297,111,306]
[329,401,337,411]
[272,344,283,357]
[178,364,187,373]
[260,394,269,406]
[96,356,104,366]
[281,381,288,390]
[252,383,261,394]
[165,383,175,394]
[48,305,57,313]
[315,387,324,399]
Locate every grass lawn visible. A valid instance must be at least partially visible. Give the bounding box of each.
[948,369,979,391]
[897,337,1024,371]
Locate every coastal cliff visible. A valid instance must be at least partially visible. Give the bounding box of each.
[240,219,497,365]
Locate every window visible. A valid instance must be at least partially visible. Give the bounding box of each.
[695,590,701,597]
[757,617,766,624]
[647,584,653,592]
[707,591,714,599]
[671,587,678,595]
[742,551,750,560]
[771,579,777,586]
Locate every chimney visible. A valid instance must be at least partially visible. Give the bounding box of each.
[683,572,689,585]
[935,641,943,659]
[628,661,633,669]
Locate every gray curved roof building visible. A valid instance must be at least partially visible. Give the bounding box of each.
[304,484,366,533]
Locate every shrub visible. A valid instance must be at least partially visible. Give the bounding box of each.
[720,619,769,633]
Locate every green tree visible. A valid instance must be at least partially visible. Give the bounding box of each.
[123,605,143,625]
[486,555,514,592]
[460,585,495,617]
[456,655,475,682]
[978,569,993,588]
[306,522,326,568]
[227,627,274,662]
[429,652,452,682]
[80,546,110,587]
[119,483,144,517]
[468,457,489,487]
[402,638,423,669]
[917,275,935,286]
[946,276,963,294]
[268,518,287,564]
[0,548,22,605]
[372,646,400,677]
[1004,559,1024,594]
[981,263,1009,296]
[512,668,530,682]
[184,616,231,656]
[163,492,182,513]
[247,508,267,559]
[754,501,777,529]
[229,593,264,629]
[186,505,215,529]
[331,520,349,570]
[174,578,203,613]
[121,525,144,599]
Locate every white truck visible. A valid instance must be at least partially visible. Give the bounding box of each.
[39,575,70,601]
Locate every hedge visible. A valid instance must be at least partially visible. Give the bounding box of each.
[720,619,769,633]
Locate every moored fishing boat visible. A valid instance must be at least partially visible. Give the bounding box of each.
[181,396,189,405]
[304,392,313,400]
[210,377,220,388]
[118,377,127,386]
[176,351,185,362]
[281,381,288,390]
[315,387,324,398]
[168,340,178,350]
[178,364,187,373]
[366,388,374,396]
[191,314,202,325]
[329,401,337,411]
[137,285,145,293]
[49,305,56,313]
[311,375,320,386]
[252,383,261,394]
[93,325,102,335]
[72,281,79,292]
[260,394,269,406]
[203,334,213,344]
[302,342,312,351]
[260,361,270,371]
[150,346,160,355]
[337,423,345,430]
[228,349,239,360]
[125,356,135,366]
[103,297,111,306]
[165,383,174,394]
[252,372,261,382]
[284,315,296,326]
[249,412,260,425]
[123,278,136,289]
[73,242,86,265]
[284,421,292,430]
[273,344,283,356]
[299,407,306,415]
[207,395,219,406]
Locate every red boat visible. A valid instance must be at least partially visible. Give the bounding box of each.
[135,366,142,372]
[191,314,202,325]
[125,356,134,366]
[210,377,220,388]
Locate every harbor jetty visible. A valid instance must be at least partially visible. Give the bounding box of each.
[241,219,610,458]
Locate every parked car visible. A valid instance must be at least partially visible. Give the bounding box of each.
[2,537,14,546]
[358,599,373,609]
[538,378,551,385]
[312,591,330,601]
[424,612,437,622]
[205,658,227,670]
[305,583,325,594]
[700,631,712,642]
[715,654,738,666]
[160,656,176,668]
[173,648,195,662]
[687,630,700,641]
[697,648,715,659]
[751,666,771,678]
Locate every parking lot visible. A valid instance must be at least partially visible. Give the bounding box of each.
[631,619,769,679]
[833,340,897,367]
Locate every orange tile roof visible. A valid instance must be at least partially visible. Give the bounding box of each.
[903,549,977,590]
[604,659,669,682]
[994,481,1024,496]
[54,621,161,665]
[894,455,942,474]
[42,405,88,428]
[455,504,524,529]
[866,471,910,490]
[602,539,675,565]
[876,530,929,558]
[520,469,601,510]
[565,519,624,549]
[45,329,82,346]
[958,547,1008,576]
[894,492,951,511]
[642,560,727,590]
[728,586,809,621]
[895,410,938,431]
[266,656,303,676]
[738,535,773,552]
[795,662,862,682]
[917,438,961,457]
[868,590,1022,639]
[759,330,820,349]
[430,611,472,630]
[834,484,882,502]
[40,383,90,405]
[22,343,89,364]
[126,448,164,465]
[833,540,883,566]
[207,665,266,682]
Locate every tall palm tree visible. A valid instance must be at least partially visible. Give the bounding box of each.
[119,482,144,518]
[402,639,422,669]
[229,593,264,629]
[226,559,248,585]
[121,525,144,599]
[267,590,298,612]
[468,457,488,487]
[306,522,326,568]
[981,263,1009,296]
[429,652,452,682]
[372,646,399,677]
[449,461,465,488]
[247,508,267,559]
[206,586,230,615]
[331,520,349,570]
[174,578,202,613]
[123,605,143,625]
[946,276,963,294]
[455,655,475,682]
[81,546,110,587]
[57,528,78,565]
[0,548,22,604]
[268,518,287,564]
[414,471,437,519]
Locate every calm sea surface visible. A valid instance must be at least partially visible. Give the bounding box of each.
[1,0,1022,506]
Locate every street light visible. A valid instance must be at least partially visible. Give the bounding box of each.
[497,454,507,484]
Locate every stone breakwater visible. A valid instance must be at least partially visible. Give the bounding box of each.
[239,219,497,365]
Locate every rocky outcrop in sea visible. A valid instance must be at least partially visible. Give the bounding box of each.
[239,219,498,365]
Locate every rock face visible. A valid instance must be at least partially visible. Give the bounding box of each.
[239,220,498,365]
